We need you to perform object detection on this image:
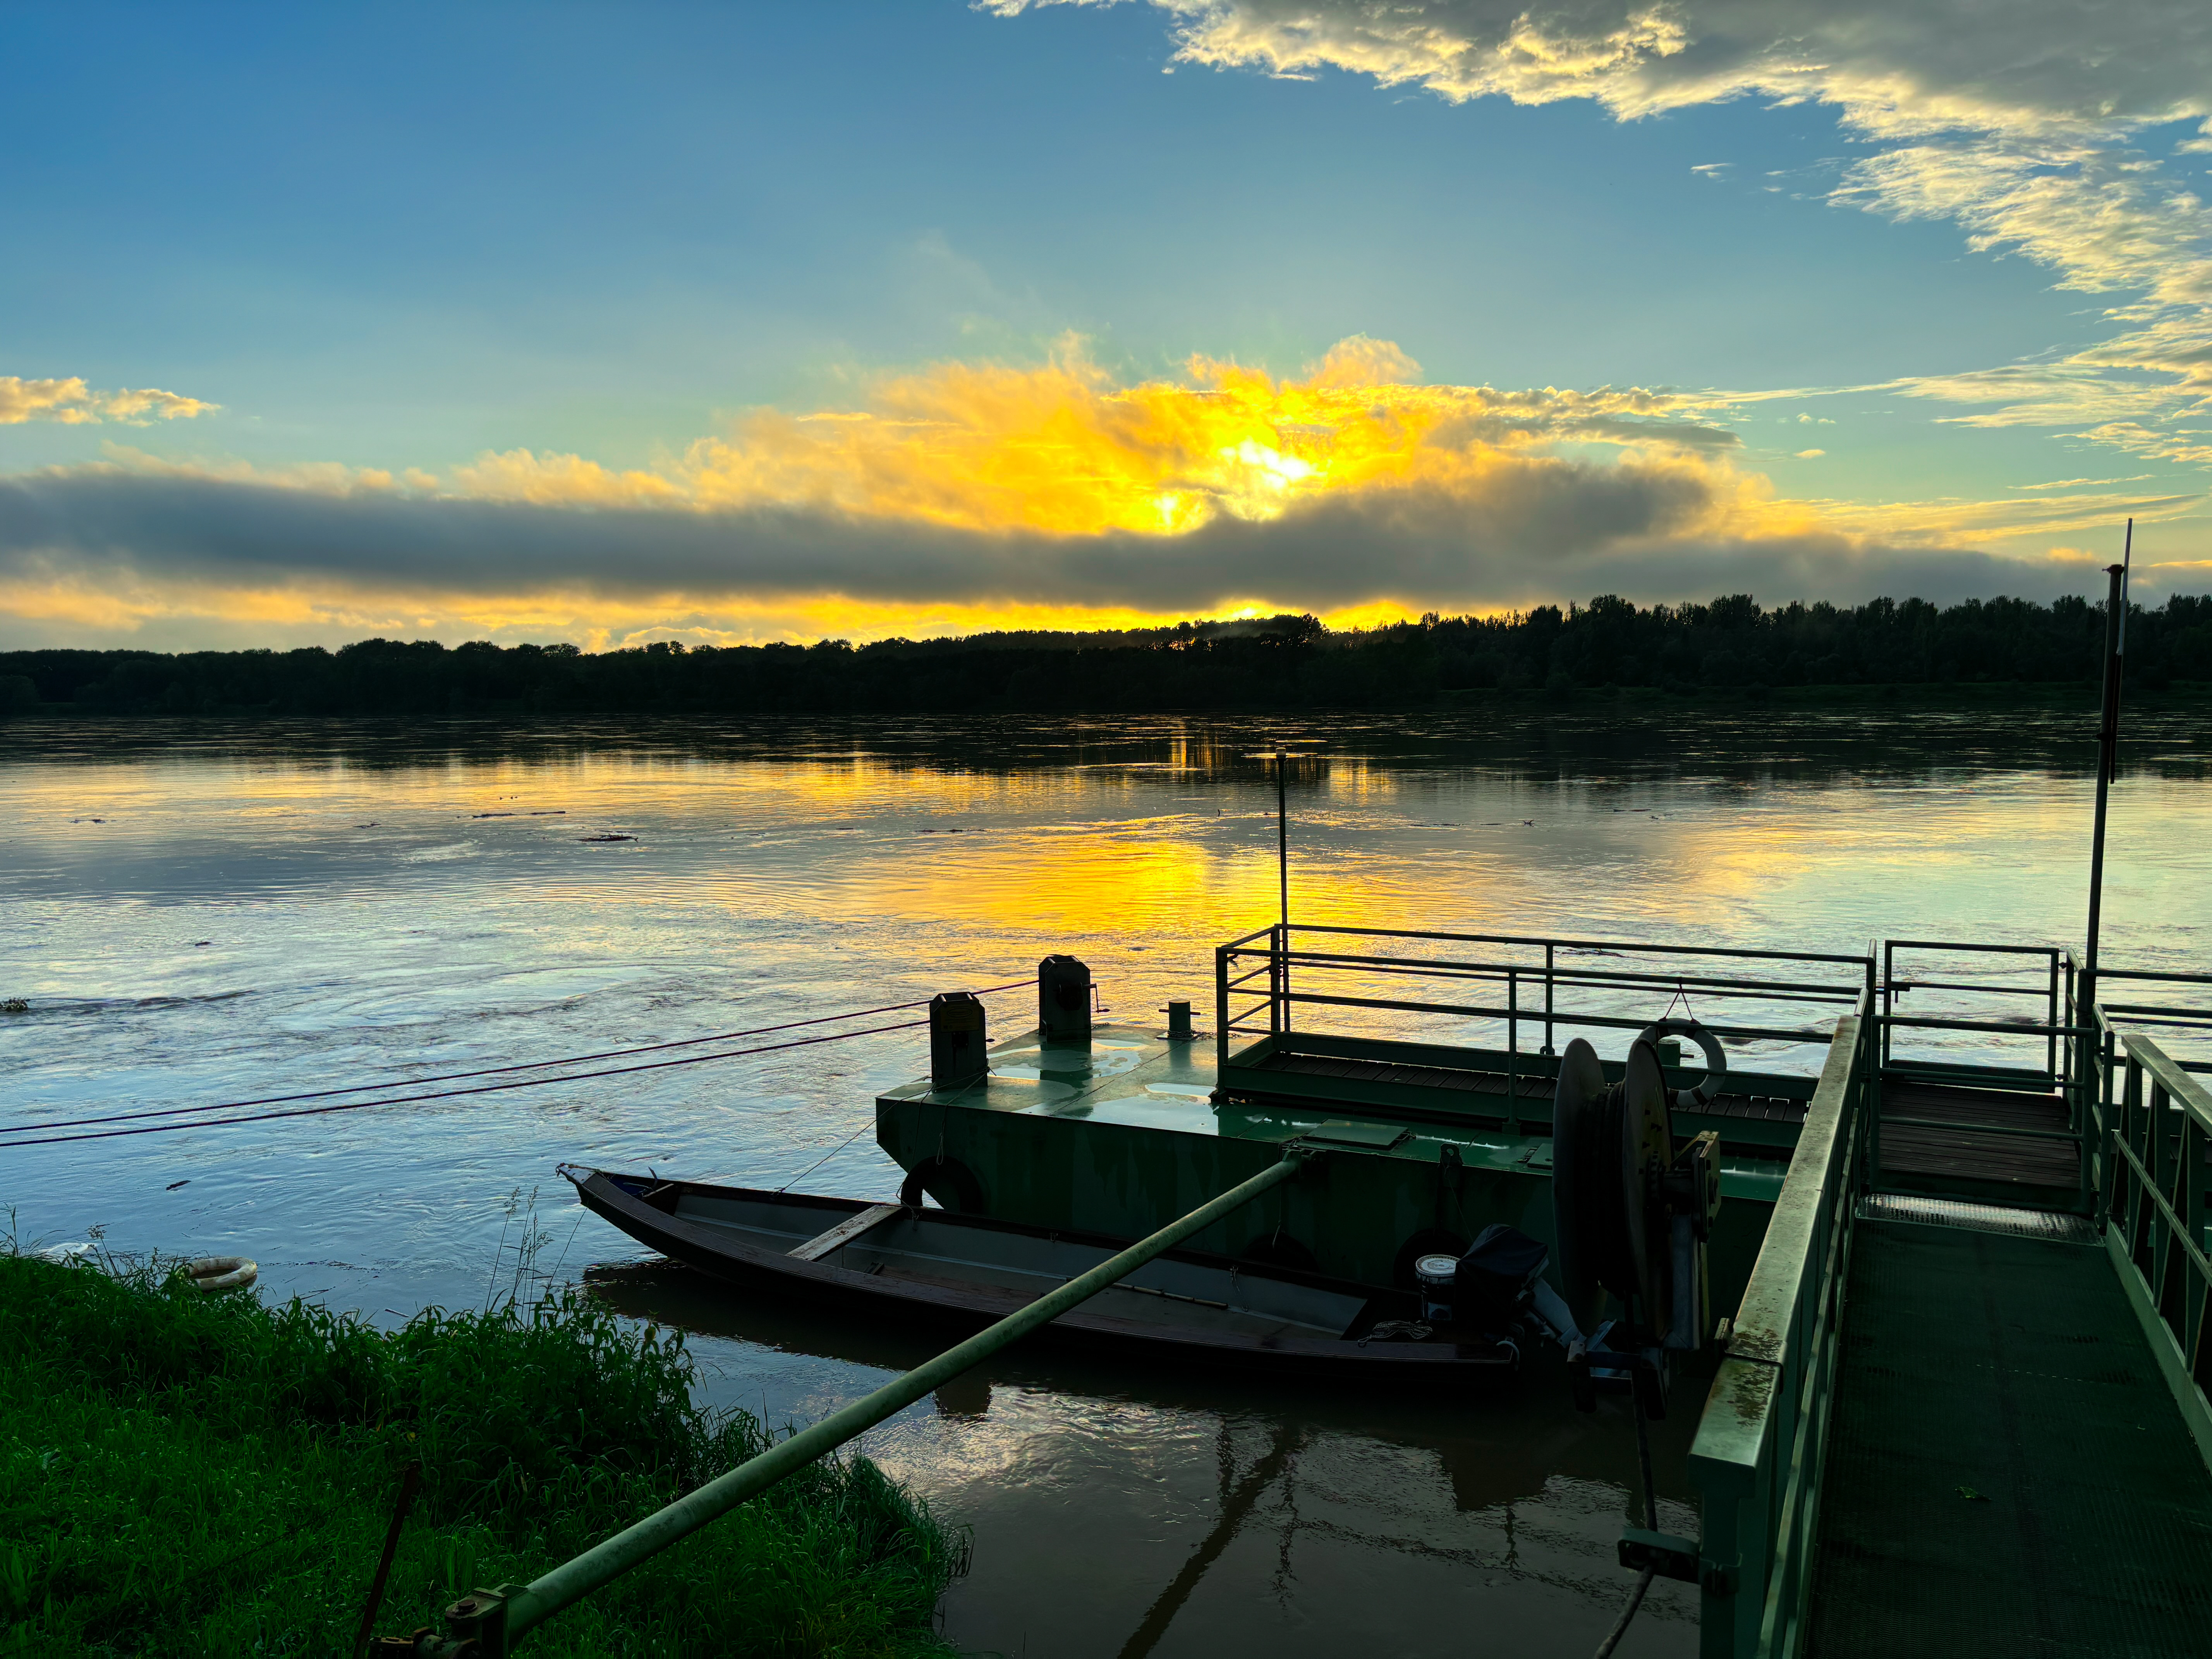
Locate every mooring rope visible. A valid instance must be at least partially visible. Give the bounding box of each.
[5,979,1031,1137]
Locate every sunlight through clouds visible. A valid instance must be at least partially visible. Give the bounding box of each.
[449,335,1751,538]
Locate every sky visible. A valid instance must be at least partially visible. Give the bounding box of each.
[3,0,2210,651]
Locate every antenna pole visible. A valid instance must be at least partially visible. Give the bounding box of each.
[2083,518,2131,1015]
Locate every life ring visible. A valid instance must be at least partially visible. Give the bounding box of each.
[1635,1018,1728,1108]
[185,1256,257,1293]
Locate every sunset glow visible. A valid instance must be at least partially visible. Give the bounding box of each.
[4,1,2206,648]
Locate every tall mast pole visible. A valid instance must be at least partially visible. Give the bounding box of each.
[1276,745,1289,933]
[2082,518,2132,1017]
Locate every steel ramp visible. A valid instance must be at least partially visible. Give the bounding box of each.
[1807,1215,2212,1656]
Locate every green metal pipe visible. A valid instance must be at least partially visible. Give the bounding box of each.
[496,1152,1307,1647]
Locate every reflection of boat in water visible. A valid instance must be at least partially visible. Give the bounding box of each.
[586,1249,1706,1659]
[583,1252,1700,1510]
[563,1167,1520,1379]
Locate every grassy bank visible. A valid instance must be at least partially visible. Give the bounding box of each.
[0,1251,967,1657]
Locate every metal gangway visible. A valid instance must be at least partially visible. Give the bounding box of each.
[1694,948,2212,1657]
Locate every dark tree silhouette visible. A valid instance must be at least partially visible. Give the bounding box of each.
[4,594,2207,718]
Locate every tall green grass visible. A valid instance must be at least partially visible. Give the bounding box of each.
[0,1250,967,1657]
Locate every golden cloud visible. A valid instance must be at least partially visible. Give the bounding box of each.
[455,335,1750,540]
[0,375,218,426]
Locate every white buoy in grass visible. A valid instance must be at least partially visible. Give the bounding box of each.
[185,1256,257,1293]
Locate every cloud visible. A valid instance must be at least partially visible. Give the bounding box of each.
[451,338,1746,539]
[447,448,687,507]
[0,339,2179,647]
[0,446,1746,610]
[1793,485,2198,548]
[989,2,2212,465]
[0,375,218,426]
[0,446,2138,652]
[2072,422,2212,466]
[1794,448,1826,458]
[1084,1,2212,135]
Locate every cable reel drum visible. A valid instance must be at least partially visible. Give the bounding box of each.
[1551,1023,1727,1415]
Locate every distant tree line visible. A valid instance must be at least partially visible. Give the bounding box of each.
[3,592,2208,719]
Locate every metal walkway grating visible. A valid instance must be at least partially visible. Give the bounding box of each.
[1858,1192,2097,1242]
[1807,1222,2212,1656]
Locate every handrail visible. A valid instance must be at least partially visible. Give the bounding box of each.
[1258,947,1863,1001]
[1261,921,1875,967]
[2121,1034,2212,1130]
[1213,923,1874,1083]
[406,1155,1309,1654]
[1247,988,1835,1048]
[1885,937,2067,957]
[1882,939,2071,1079]
[1688,1000,1871,1659]
[1878,1013,2094,1039]
[2093,1034,2212,1472]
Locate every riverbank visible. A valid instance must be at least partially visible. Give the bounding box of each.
[0,1250,966,1657]
[4,594,2206,719]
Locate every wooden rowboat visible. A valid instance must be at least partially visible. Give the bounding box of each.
[558,1166,1520,1379]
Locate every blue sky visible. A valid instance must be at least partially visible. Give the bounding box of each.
[4,1,2207,648]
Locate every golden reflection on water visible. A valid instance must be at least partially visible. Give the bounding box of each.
[5,718,2207,1659]
[8,734,2203,961]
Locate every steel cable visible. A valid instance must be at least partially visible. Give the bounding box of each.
[1591,1393,1664,1659]
[0,1018,933,1149]
[7,979,1031,1136]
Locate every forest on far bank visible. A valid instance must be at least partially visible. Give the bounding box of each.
[4,591,2209,719]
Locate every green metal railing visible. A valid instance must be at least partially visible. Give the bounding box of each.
[1870,941,2097,1212]
[1688,986,2212,1659]
[1879,938,2073,1080]
[1688,999,1872,1659]
[2093,966,2212,1071]
[1214,923,1874,1092]
[395,1154,1308,1655]
[2093,1032,2212,1455]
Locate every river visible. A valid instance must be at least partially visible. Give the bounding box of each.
[3,706,2206,1656]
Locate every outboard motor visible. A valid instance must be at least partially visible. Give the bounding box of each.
[1455,1224,1553,1333]
[929,991,988,1090]
[1037,955,1092,1042]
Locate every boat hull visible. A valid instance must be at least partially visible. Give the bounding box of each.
[564,1168,1522,1381]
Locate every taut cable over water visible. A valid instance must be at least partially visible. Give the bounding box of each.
[0,981,1032,1148]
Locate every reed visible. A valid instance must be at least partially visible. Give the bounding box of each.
[0,1247,967,1656]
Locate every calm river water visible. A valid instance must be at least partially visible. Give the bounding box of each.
[4,707,2208,1657]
